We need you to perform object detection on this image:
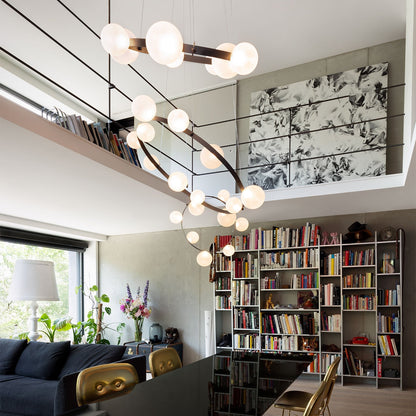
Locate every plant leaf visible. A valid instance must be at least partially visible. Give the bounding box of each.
[105,307,111,315]
[101,294,110,303]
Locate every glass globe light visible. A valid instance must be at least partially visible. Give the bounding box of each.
[126,131,141,149]
[186,231,200,244]
[223,244,235,257]
[226,196,243,214]
[146,21,183,65]
[167,52,184,68]
[200,144,224,169]
[235,217,249,232]
[168,109,189,132]
[217,189,230,202]
[111,29,139,64]
[143,155,159,171]
[188,202,205,216]
[241,185,266,209]
[168,172,188,192]
[169,210,183,224]
[190,190,205,205]
[131,95,157,122]
[136,123,155,142]
[197,250,213,267]
[217,212,236,227]
[205,63,217,75]
[100,23,130,57]
[212,43,236,79]
[230,42,258,75]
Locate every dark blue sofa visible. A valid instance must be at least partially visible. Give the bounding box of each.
[0,338,146,416]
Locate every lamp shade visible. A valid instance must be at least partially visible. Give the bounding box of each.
[9,260,59,301]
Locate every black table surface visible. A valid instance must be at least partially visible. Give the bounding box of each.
[97,351,313,415]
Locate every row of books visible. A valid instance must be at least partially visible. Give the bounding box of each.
[321,312,341,332]
[215,253,232,271]
[377,312,400,333]
[231,362,257,387]
[213,374,229,393]
[232,281,258,306]
[229,389,257,414]
[234,334,261,350]
[260,248,319,269]
[377,286,400,306]
[321,353,342,375]
[344,347,369,376]
[215,235,235,251]
[233,255,258,278]
[380,252,396,273]
[261,313,319,335]
[321,253,340,275]
[321,283,341,306]
[292,272,319,289]
[216,295,231,310]
[378,335,399,356]
[343,294,376,310]
[262,335,303,351]
[342,249,375,266]
[215,276,231,291]
[305,354,320,373]
[343,273,374,288]
[233,310,259,329]
[260,276,280,289]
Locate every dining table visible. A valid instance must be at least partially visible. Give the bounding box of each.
[96,350,314,415]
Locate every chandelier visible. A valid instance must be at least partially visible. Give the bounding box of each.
[101,21,264,267]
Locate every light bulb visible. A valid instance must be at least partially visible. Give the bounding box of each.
[197,250,213,267]
[212,43,236,79]
[126,131,141,149]
[217,212,236,227]
[226,197,243,214]
[168,109,189,132]
[186,231,200,244]
[188,202,205,216]
[146,21,183,65]
[143,155,159,171]
[230,42,258,75]
[200,144,224,169]
[235,217,249,232]
[168,172,188,192]
[205,63,217,75]
[131,95,157,122]
[223,244,235,257]
[100,23,130,57]
[217,189,230,202]
[111,29,139,64]
[241,185,266,209]
[167,52,184,68]
[136,123,155,142]
[190,190,205,205]
[169,210,183,224]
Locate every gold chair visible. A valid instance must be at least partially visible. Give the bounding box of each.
[149,347,182,378]
[274,356,340,416]
[76,362,138,406]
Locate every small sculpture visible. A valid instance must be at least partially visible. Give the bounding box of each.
[330,232,339,245]
[164,327,180,344]
[321,231,330,245]
[265,294,275,309]
[302,337,318,351]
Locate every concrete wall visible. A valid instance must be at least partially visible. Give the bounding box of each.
[98,208,416,388]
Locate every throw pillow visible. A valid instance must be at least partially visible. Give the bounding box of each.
[15,341,70,380]
[0,339,28,374]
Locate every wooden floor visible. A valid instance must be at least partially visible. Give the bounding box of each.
[264,379,416,416]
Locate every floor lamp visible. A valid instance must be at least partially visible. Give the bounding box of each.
[9,259,60,342]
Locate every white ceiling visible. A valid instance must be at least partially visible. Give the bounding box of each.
[0,0,414,240]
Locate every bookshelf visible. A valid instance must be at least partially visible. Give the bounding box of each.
[212,225,403,389]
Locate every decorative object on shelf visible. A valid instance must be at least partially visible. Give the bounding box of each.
[330,232,339,245]
[8,259,59,342]
[351,336,369,345]
[344,221,372,243]
[297,291,318,309]
[217,333,232,348]
[301,337,318,351]
[149,323,163,344]
[379,226,395,241]
[120,281,151,342]
[164,327,180,344]
[321,231,330,245]
[265,294,275,309]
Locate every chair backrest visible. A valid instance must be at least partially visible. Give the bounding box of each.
[76,362,138,406]
[321,356,340,408]
[149,347,182,378]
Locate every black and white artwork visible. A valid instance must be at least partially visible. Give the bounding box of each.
[248,63,388,189]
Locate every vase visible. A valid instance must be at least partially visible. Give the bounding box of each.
[134,318,143,342]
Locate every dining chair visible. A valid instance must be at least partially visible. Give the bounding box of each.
[274,356,341,416]
[149,347,182,378]
[76,362,139,406]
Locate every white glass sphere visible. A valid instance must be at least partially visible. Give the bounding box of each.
[136,123,155,142]
[217,212,236,227]
[167,52,184,68]
[190,190,205,205]
[226,197,243,214]
[111,29,139,64]
[241,185,266,209]
[212,43,236,79]
[146,21,183,65]
[131,95,157,122]
[143,154,159,171]
[126,131,141,149]
[169,210,183,224]
[205,63,217,75]
[188,202,205,216]
[100,23,130,57]
[235,217,249,232]
[230,42,258,75]
[197,250,213,267]
[200,144,224,169]
[186,231,200,244]
[168,172,188,192]
[217,189,230,202]
[223,244,235,257]
[168,109,189,132]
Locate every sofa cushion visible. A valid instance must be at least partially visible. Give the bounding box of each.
[0,338,27,374]
[58,344,126,378]
[15,341,70,380]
